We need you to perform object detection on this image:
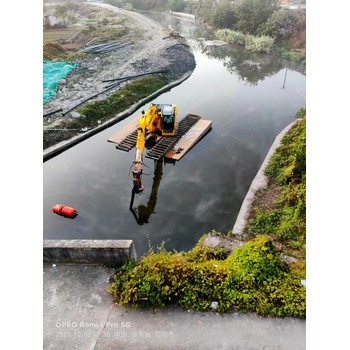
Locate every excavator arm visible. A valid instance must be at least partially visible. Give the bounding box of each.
[132,105,161,193]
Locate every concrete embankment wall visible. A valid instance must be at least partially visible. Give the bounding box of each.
[232,119,302,237]
[43,239,137,264]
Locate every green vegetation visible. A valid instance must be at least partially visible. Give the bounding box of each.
[216,29,274,53]
[213,3,305,59]
[109,234,305,317]
[248,109,306,257]
[75,75,168,124]
[259,8,299,42]
[234,0,279,35]
[210,2,237,29]
[103,0,305,60]
[168,0,186,12]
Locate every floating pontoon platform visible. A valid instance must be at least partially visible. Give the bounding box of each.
[108,114,212,161]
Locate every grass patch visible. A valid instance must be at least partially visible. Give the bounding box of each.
[64,75,169,130]
[248,109,306,257]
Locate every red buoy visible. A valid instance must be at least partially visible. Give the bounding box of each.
[52,204,77,218]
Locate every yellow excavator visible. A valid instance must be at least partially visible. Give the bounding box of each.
[108,103,212,197]
[132,103,178,194]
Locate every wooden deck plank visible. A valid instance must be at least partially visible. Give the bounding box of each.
[165,119,212,161]
[107,116,139,144]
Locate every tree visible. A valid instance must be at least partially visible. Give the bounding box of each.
[55,4,67,22]
[127,0,167,11]
[234,0,279,35]
[210,1,237,29]
[168,0,186,12]
[258,8,299,42]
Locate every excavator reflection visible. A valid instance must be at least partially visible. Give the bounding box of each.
[129,159,171,225]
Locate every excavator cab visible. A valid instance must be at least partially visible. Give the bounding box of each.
[160,104,177,136]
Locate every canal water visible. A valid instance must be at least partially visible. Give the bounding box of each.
[43,14,306,257]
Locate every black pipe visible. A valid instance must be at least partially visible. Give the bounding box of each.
[43,108,63,118]
[62,78,129,116]
[97,42,134,54]
[103,77,130,89]
[102,69,169,83]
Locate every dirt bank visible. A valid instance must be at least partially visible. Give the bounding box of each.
[43,2,196,150]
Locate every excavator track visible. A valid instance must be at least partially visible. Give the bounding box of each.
[114,114,201,158]
[145,114,201,161]
[114,129,138,151]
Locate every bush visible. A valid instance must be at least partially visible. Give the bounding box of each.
[216,29,246,45]
[244,34,274,52]
[109,235,306,317]
[234,0,279,35]
[256,275,306,317]
[185,245,230,263]
[110,250,191,307]
[168,0,186,12]
[226,235,287,286]
[210,2,237,29]
[216,29,274,53]
[258,8,299,42]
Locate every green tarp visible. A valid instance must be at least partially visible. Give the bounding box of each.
[43,60,77,104]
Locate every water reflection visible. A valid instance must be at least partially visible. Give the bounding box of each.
[129,160,163,225]
[194,40,305,86]
[147,11,305,86]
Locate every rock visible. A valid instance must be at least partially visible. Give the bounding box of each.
[280,254,298,264]
[210,301,218,310]
[201,231,245,256]
[71,111,82,119]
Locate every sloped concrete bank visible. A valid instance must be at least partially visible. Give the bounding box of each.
[232,119,302,237]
